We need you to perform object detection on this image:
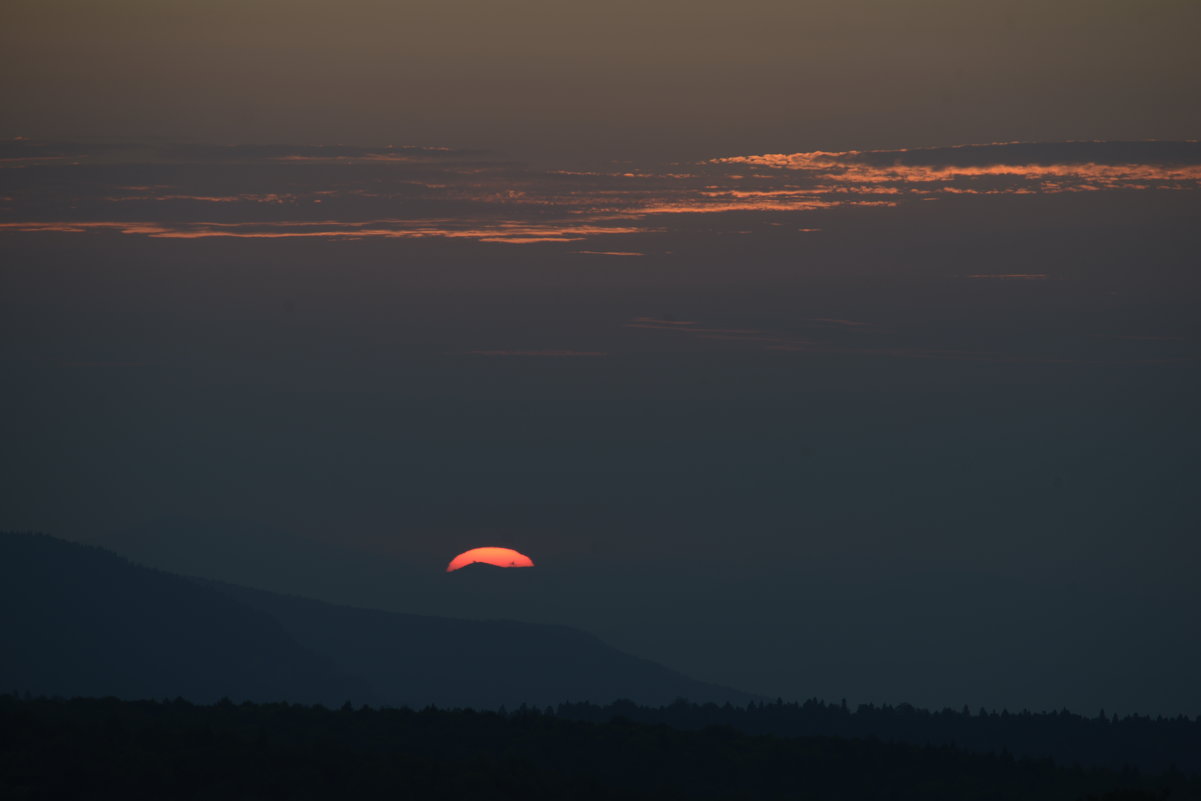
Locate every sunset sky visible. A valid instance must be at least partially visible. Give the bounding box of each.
[2,1,1199,716]
[5,0,1200,160]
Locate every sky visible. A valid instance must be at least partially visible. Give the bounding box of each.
[2,1,1200,716]
[4,1,1201,161]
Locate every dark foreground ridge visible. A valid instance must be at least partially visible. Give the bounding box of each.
[0,532,750,707]
[557,699,1201,777]
[3,695,1196,801]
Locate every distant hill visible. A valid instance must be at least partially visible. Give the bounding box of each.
[205,579,749,708]
[0,532,362,705]
[0,532,751,707]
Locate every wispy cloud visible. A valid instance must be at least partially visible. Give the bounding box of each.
[0,219,648,245]
[622,315,1191,366]
[709,141,1201,193]
[465,349,608,357]
[805,318,872,328]
[2,138,1198,246]
[966,274,1050,281]
[624,317,813,350]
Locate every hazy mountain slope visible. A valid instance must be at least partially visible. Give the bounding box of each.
[1,533,751,707]
[0,532,365,704]
[207,578,754,708]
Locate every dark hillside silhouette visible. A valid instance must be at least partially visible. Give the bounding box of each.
[1,532,749,707]
[557,698,1201,776]
[3,695,1197,801]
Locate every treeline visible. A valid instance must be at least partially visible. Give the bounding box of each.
[2,694,1196,801]
[556,698,1201,776]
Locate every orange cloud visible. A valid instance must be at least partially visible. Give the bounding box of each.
[3,139,1198,248]
[709,145,1201,192]
[0,219,648,245]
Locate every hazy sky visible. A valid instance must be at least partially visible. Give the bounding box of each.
[3,137,1199,714]
[3,0,1200,161]
[2,1,1200,716]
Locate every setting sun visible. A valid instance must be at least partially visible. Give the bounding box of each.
[446,547,536,573]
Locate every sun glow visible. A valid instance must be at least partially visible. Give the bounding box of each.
[445,547,536,572]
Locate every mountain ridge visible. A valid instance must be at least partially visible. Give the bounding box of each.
[0,531,752,708]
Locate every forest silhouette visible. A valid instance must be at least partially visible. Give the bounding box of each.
[2,695,1196,801]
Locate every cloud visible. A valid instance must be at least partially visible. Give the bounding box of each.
[464,350,608,357]
[852,141,1201,168]
[2,139,1198,247]
[0,137,129,165]
[621,315,1189,366]
[624,318,812,350]
[708,141,1201,192]
[154,143,494,164]
[805,318,872,328]
[966,274,1049,281]
[0,219,648,245]
[628,317,699,327]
